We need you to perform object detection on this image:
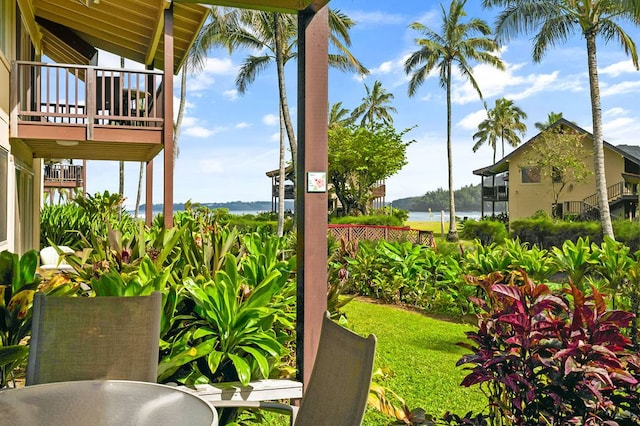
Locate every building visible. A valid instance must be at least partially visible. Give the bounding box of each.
[473,118,640,222]
[1,0,331,385]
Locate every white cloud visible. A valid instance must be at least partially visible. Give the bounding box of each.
[604,107,628,118]
[603,117,640,145]
[458,109,488,130]
[223,89,239,101]
[269,132,280,142]
[347,11,406,26]
[235,122,251,129]
[181,116,197,127]
[203,57,237,75]
[184,126,214,138]
[262,114,278,126]
[599,60,638,77]
[600,80,640,97]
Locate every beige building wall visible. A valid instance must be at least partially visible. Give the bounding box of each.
[508,135,627,221]
[0,0,13,253]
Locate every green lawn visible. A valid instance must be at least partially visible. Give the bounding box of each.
[343,299,486,425]
[258,299,486,425]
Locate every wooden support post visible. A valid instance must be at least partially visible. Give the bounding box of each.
[163,5,174,229]
[296,4,329,388]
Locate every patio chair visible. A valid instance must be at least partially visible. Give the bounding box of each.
[39,245,75,272]
[213,312,376,426]
[26,292,162,386]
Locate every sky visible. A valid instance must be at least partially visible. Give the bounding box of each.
[86,1,640,210]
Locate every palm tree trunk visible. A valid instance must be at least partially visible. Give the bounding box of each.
[446,64,458,241]
[174,67,188,163]
[274,13,287,236]
[277,106,286,237]
[274,13,297,173]
[135,162,144,219]
[586,32,614,238]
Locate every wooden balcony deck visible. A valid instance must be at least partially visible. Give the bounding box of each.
[10,62,165,162]
[43,164,84,189]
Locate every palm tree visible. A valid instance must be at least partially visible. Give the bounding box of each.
[473,97,527,163]
[329,102,352,128]
[404,0,504,241]
[483,0,640,238]
[207,8,368,166]
[534,111,563,131]
[473,97,527,216]
[350,80,397,128]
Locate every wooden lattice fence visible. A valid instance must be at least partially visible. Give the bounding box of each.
[328,224,434,247]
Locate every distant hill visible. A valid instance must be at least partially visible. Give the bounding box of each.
[139,200,294,212]
[392,184,485,212]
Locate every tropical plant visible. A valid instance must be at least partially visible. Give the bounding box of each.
[472,97,527,162]
[534,111,563,131]
[483,0,640,239]
[329,101,352,128]
[328,124,414,216]
[405,0,504,241]
[350,80,397,128]
[0,250,77,387]
[460,271,640,424]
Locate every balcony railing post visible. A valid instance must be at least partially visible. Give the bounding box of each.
[10,61,19,137]
[86,68,96,140]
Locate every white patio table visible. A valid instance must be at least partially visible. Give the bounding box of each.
[0,379,218,426]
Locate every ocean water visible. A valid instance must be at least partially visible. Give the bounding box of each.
[131,209,483,222]
[407,211,482,222]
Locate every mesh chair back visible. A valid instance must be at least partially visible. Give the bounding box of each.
[26,292,161,386]
[294,312,376,426]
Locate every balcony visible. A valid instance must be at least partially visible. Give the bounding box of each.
[43,164,84,189]
[10,61,165,162]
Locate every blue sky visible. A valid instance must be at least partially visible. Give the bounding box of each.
[87,1,640,210]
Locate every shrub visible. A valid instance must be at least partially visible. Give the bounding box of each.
[459,219,507,245]
[330,214,403,226]
[459,271,640,424]
[510,213,601,249]
[613,219,640,251]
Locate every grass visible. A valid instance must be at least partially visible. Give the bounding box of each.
[344,299,486,425]
[257,299,486,426]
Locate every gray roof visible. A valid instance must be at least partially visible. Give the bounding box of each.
[473,118,640,176]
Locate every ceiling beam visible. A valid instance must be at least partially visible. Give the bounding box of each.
[173,0,323,14]
[145,0,168,66]
[17,0,43,54]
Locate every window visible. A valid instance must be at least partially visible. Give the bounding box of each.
[0,148,7,244]
[521,166,540,183]
[552,167,563,183]
[0,0,10,58]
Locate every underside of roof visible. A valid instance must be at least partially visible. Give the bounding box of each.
[175,0,329,13]
[26,0,209,74]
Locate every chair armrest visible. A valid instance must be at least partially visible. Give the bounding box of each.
[212,400,299,426]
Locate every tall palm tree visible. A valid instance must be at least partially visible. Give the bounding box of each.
[404,0,504,241]
[350,80,397,128]
[473,97,527,163]
[534,111,563,131]
[483,0,640,238]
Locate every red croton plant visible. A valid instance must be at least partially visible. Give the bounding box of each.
[459,271,640,425]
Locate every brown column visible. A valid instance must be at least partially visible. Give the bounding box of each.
[163,5,174,228]
[82,160,87,197]
[146,160,153,227]
[295,4,329,387]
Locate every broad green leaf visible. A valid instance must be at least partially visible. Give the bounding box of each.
[228,353,251,386]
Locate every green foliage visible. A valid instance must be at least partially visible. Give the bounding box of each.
[0,250,77,387]
[521,126,592,209]
[330,214,403,226]
[459,219,507,245]
[328,123,414,216]
[510,213,601,248]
